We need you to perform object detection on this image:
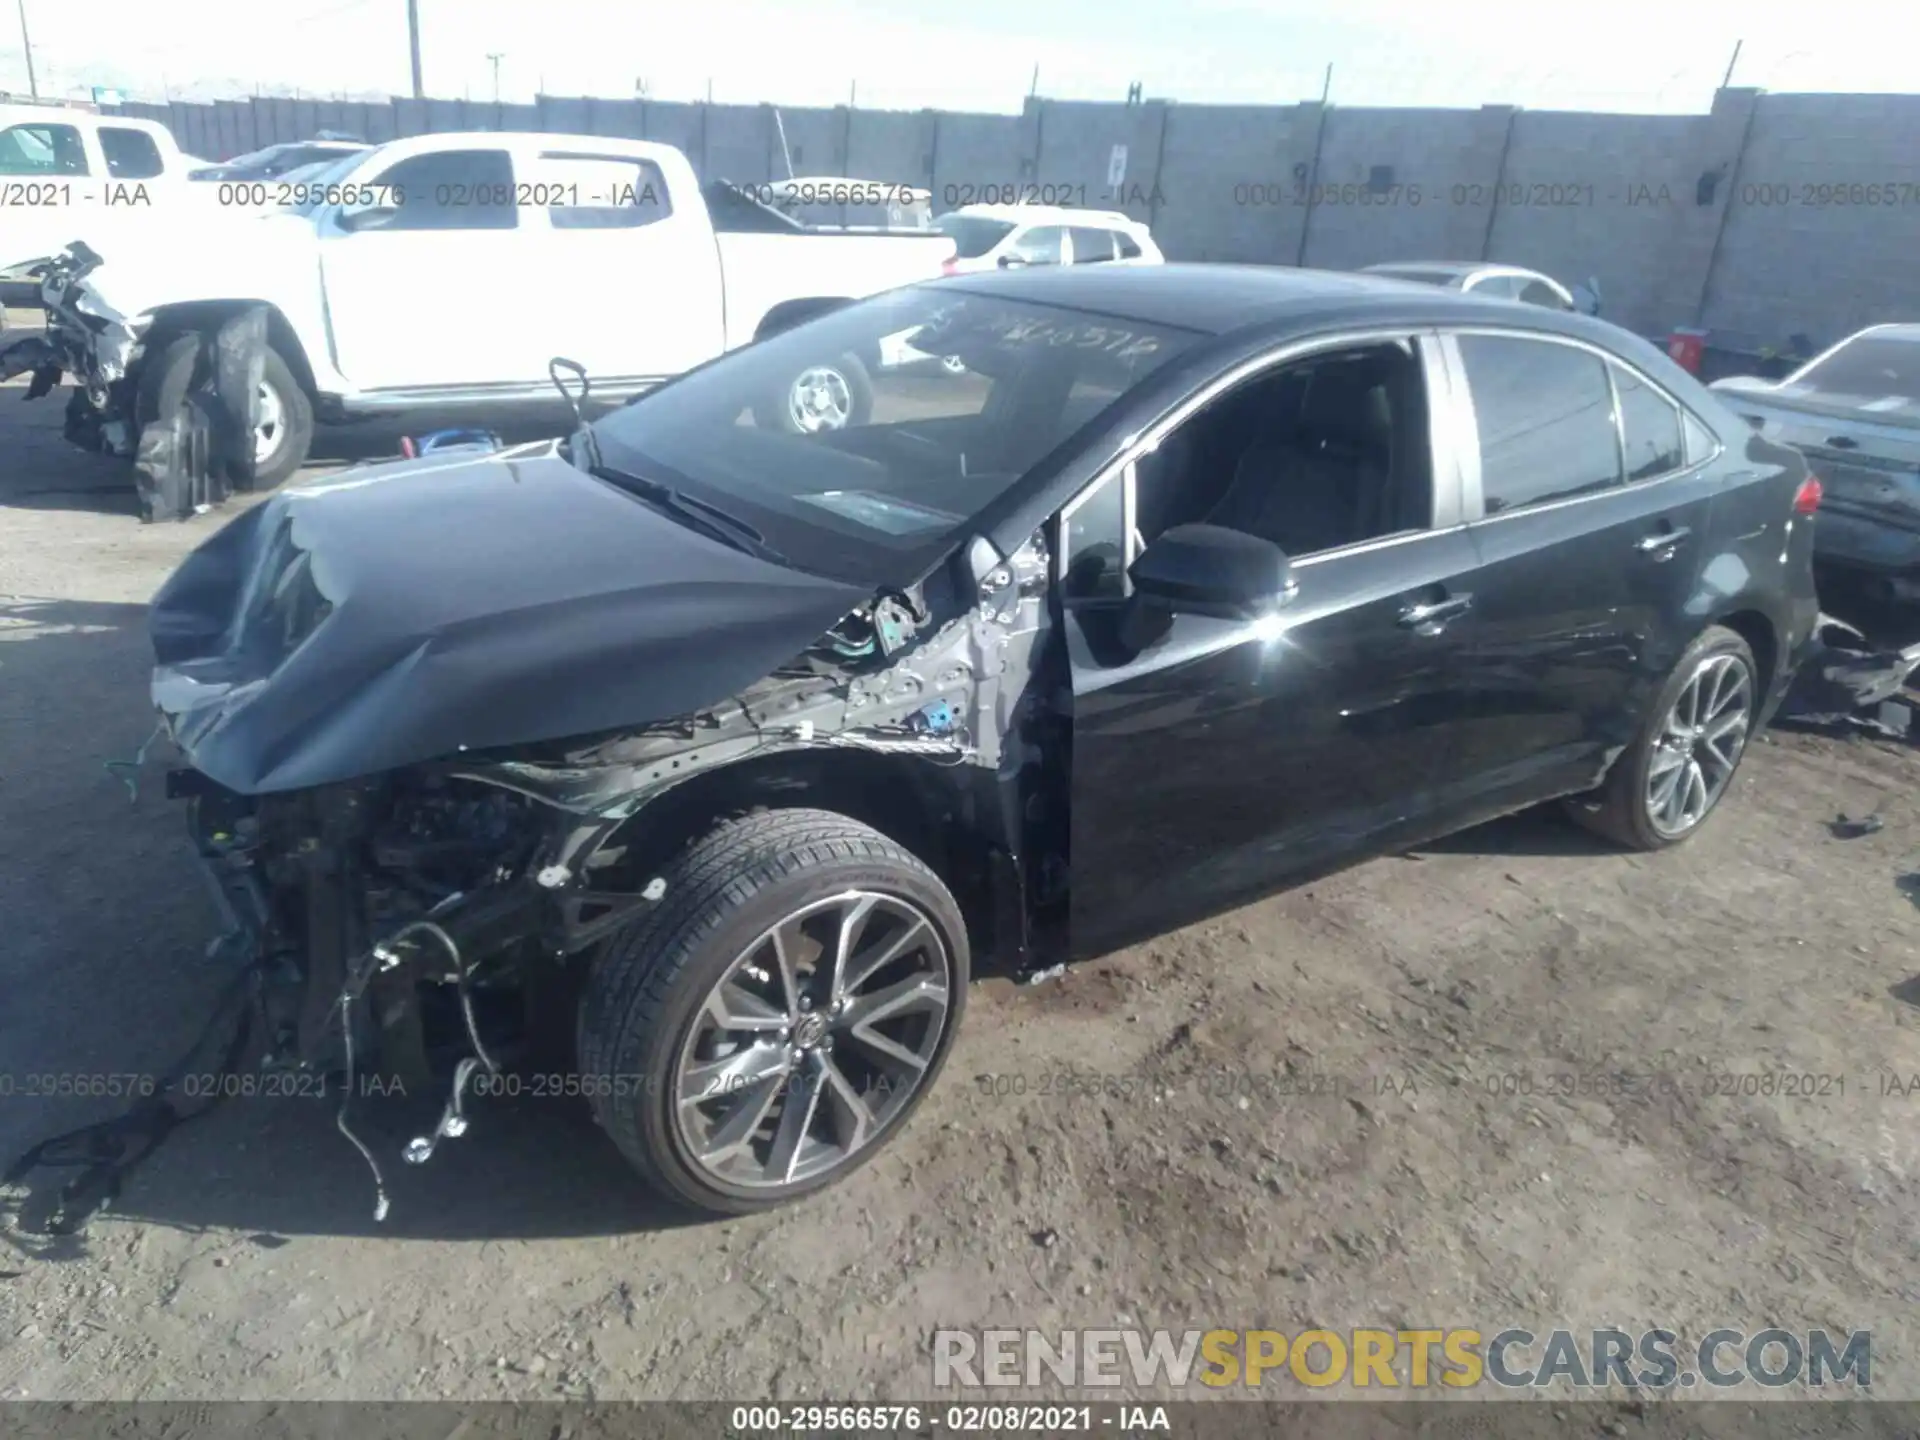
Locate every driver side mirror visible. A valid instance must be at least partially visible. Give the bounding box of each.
[997,253,1029,269]
[339,205,402,233]
[1130,524,1296,620]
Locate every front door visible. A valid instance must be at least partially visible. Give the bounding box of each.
[1062,334,1482,957]
[319,145,535,391]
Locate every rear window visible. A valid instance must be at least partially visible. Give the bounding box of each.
[1789,333,1920,404]
[934,213,1015,258]
[99,127,164,180]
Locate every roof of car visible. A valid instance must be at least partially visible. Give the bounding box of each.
[932,261,1597,338]
[951,203,1150,230]
[1841,322,1920,344]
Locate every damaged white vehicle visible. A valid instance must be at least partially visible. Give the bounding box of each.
[0,130,956,518]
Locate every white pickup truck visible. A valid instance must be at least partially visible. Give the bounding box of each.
[8,130,958,485]
[0,103,199,289]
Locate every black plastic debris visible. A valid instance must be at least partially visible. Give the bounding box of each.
[1774,621,1920,745]
[133,306,270,523]
[1829,812,1885,840]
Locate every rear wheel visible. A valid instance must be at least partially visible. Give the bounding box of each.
[1566,624,1758,850]
[753,351,873,435]
[577,809,968,1214]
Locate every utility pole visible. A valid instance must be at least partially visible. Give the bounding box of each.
[1721,39,1743,89]
[406,0,423,99]
[487,52,503,102]
[15,0,38,100]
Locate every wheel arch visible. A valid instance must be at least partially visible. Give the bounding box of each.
[1706,606,1780,700]
[752,296,856,344]
[138,300,317,398]
[594,746,1018,973]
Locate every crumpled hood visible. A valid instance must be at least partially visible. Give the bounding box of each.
[150,442,870,795]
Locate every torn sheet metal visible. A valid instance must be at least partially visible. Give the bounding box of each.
[1774,619,1920,743]
[148,443,873,795]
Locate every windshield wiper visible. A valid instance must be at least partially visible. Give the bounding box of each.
[589,464,790,566]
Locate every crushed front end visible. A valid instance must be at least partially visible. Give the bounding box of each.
[8,443,1051,1228]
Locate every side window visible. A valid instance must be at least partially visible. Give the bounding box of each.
[1059,338,1433,597]
[0,123,87,176]
[1682,410,1719,466]
[1059,469,1129,602]
[1068,227,1116,264]
[1467,273,1521,299]
[530,154,672,230]
[365,149,516,232]
[1008,225,1064,265]
[99,127,165,180]
[1456,335,1621,513]
[1612,364,1684,480]
[1519,279,1572,310]
[1115,230,1143,260]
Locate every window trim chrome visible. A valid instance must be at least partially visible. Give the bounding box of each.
[1052,325,1464,586]
[1444,324,1727,525]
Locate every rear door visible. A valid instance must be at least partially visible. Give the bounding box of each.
[1439,329,1721,816]
[1063,332,1484,956]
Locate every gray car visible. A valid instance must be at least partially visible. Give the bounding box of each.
[1711,324,1920,599]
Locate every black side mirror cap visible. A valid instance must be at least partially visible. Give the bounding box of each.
[1129,523,1295,620]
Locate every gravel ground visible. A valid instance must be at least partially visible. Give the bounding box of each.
[3,313,1919,1419]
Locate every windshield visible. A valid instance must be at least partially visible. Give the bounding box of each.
[1788,332,1920,404]
[588,287,1202,585]
[933,214,1016,258]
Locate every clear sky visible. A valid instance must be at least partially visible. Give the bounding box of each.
[5,0,1916,113]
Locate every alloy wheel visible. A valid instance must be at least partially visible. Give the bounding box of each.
[1645,651,1752,838]
[254,379,285,465]
[787,366,854,432]
[673,889,953,1189]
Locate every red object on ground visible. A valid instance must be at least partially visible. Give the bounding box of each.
[1667,328,1708,375]
[1793,476,1824,515]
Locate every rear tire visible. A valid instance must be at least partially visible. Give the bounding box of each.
[577,808,968,1215]
[1565,624,1758,851]
[135,332,313,489]
[752,351,873,435]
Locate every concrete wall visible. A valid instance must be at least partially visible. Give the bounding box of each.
[110,87,1920,349]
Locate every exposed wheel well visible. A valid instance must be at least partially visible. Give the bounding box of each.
[593,749,1011,971]
[1713,608,1778,698]
[138,302,316,398]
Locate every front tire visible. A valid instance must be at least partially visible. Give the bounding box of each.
[1566,624,1758,850]
[577,809,968,1215]
[135,332,314,489]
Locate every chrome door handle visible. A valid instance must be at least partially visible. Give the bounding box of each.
[1398,594,1473,629]
[1636,526,1691,556]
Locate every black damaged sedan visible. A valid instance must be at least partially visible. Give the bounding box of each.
[117,265,1822,1217]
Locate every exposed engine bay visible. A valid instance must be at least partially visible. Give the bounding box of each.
[9,523,1058,1230]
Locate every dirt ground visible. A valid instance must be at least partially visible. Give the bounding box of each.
[2,311,1919,1418]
